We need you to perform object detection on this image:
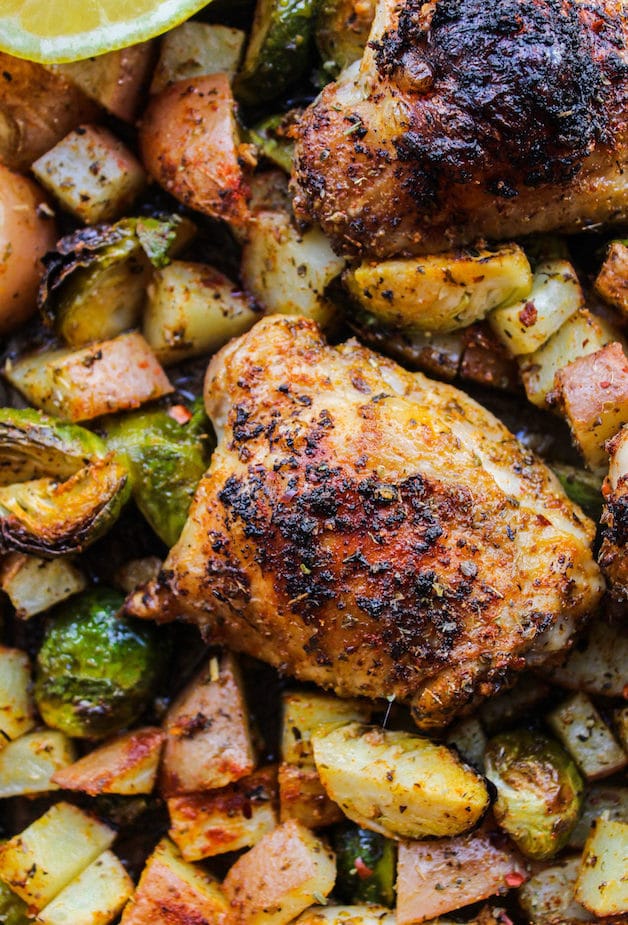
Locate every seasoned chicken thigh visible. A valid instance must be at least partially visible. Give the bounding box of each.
[292,0,628,257]
[126,316,604,729]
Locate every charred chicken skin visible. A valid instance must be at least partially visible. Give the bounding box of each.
[126,316,604,729]
[292,0,628,257]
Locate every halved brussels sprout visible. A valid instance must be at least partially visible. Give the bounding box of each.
[35,587,167,739]
[343,244,532,334]
[105,401,213,548]
[0,409,130,556]
[485,729,584,860]
[38,214,196,348]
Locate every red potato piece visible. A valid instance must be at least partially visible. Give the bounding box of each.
[396,825,528,924]
[168,765,278,861]
[551,342,628,471]
[139,74,252,229]
[52,727,165,796]
[160,653,255,796]
[223,819,336,925]
[0,165,56,334]
[0,53,99,170]
[460,322,520,391]
[5,331,173,422]
[52,43,155,122]
[595,242,628,317]
[120,838,231,925]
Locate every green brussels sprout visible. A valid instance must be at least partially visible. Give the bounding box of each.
[38,215,196,348]
[332,823,396,907]
[0,877,29,925]
[249,112,300,174]
[105,401,213,548]
[234,0,318,105]
[550,463,603,522]
[0,408,130,556]
[485,729,584,860]
[35,587,166,739]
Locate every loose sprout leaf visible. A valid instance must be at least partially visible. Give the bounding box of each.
[135,215,196,269]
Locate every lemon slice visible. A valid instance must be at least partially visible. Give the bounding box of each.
[0,0,213,64]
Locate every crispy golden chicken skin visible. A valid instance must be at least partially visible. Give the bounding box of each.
[126,316,604,729]
[292,0,628,257]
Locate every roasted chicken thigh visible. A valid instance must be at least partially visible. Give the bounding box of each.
[292,0,628,257]
[126,316,604,729]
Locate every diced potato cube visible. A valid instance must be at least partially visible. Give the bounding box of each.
[32,125,146,224]
[52,43,155,122]
[281,691,372,766]
[143,260,258,366]
[278,763,343,828]
[0,729,76,797]
[0,645,35,740]
[551,342,628,471]
[241,210,345,328]
[161,653,255,796]
[517,856,594,924]
[36,850,133,925]
[120,838,230,925]
[569,786,628,849]
[344,244,532,334]
[295,906,396,925]
[396,826,527,924]
[5,332,173,423]
[312,723,489,839]
[547,692,627,780]
[223,819,336,925]
[0,802,115,911]
[52,727,164,796]
[575,817,628,916]
[544,620,628,699]
[151,23,246,93]
[489,258,583,356]
[168,765,278,860]
[0,553,86,619]
[595,242,628,316]
[519,308,622,408]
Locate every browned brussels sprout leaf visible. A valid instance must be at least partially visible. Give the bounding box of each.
[0,408,130,556]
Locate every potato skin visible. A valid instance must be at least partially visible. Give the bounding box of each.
[139,74,251,229]
[0,165,56,334]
